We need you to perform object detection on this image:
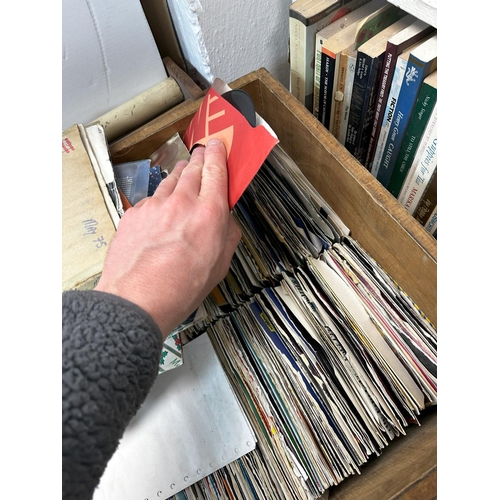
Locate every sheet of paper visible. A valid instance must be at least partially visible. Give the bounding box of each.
[93,333,256,500]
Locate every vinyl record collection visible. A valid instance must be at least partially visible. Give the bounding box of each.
[169,144,437,500]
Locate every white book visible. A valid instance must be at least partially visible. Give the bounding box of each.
[370,51,409,177]
[398,103,438,214]
[338,50,357,145]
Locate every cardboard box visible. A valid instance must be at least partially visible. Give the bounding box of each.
[62,125,117,290]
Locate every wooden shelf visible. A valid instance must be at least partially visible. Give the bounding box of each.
[387,0,437,28]
[329,408,437,499]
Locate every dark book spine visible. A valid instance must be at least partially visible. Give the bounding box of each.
[344,52,371,157]
[318,50,336,128]
[355,55,384,165]
[414,169,437,225]
[364,43,398,170]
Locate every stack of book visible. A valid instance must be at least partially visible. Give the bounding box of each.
[289,0,437,237]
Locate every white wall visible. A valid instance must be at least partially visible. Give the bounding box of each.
[166,0,293,89]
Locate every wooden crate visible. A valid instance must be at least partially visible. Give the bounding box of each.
[109,68,437,500]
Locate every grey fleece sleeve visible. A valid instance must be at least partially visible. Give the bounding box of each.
[62,290,163,500]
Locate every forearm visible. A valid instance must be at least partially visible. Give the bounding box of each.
[62,290,162,500]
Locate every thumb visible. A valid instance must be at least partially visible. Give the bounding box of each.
[199,138,229,206]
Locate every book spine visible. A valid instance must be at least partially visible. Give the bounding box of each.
[344,52,373,157]
[313,33,329,118]
[311,0,370,117]
[346,53,384,164]
[357,55,384,165]
[289,16,307,105]
[423,205,437,234]
[365,43,398,171]
[318,48,336,127]
[398,103,438,214]
[338,51,357,145]
[370,54,407,178]
[387,78,437,198]
[365,25,435,171]
[376,54,432,187]
[413,168,437,225]
[331,51,349,138]
[328,48,344,133]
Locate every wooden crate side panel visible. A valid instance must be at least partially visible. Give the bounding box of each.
[238,70,437,327]
[330,408,437,500]
[109,99,200,162]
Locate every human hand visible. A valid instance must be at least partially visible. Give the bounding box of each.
[95,138,241,340]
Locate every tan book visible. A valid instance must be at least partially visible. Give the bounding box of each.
[331,45,353,138]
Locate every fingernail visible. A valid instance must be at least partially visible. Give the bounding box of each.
[207,138,221,146]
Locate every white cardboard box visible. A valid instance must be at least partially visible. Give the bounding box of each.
[62,0,168,129]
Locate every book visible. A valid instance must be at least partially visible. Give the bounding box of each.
[319,0,402,130]
[423,205,437,235]
[329,3,407,135]
[338,48,358,144]
[313,0,372,119]
[387,70,437,198]
[317,0,385,126]
[330,46,351,138]
[375,34,437,187]
[398,102,437,214]
[290,0,354,112]
[343,14,416,163]
[413,168,437,226]
[364,20,435,171]
[369,34,433,178]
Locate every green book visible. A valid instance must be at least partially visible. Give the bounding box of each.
[387,70,437,198]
